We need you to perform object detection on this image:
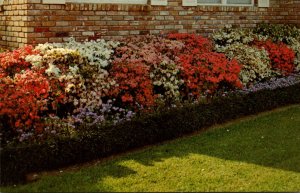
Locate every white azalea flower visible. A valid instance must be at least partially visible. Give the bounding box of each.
[45,64,60,77]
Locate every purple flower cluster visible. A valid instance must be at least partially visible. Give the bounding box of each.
[238,73,300,94]
[72,108,105,126]
[72,100,136,127]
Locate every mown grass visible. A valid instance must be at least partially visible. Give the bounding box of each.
[1,105,300,192]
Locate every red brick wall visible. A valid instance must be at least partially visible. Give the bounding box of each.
[0,0,30,48]
[1,0,300,48]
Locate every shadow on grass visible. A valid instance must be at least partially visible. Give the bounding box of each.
[131,105,300,173]
[3,105,300,192]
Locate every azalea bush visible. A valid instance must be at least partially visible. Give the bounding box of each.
[254,40,296,75]
[212,26,256,53]
[150,62,183,106]
[0,71,50,142]
[34,39,119,113]
[109,62,156,110]
[221,43,274,85]
[0,46,39,77]
[35,38,119,69]
[179,51,242,99]
[0,47,9,53]
[112,35,184,108]
[0,46,50,142]
[113,35,183,66]
[168,33,242,99]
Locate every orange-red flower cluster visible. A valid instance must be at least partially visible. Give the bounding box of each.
[0,70,50,133]
[168,33,213,54]
[0,46,39,77]
[180,52,242,98]
[109,62,156,110]
[255,40,295,75]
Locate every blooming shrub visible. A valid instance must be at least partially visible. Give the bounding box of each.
[179,51,242,99]
[221,43,274,85]
[32,42,117,114]
[212,26,256,52]
[114,35,184,66]
[255,40,296,75]
[0,46,39,77]
[150,62,184,106]
[35,38,119,70]
[109,62,155,110]
[71,100,135,127]
[112,35,184,107]
[0,70,50,140]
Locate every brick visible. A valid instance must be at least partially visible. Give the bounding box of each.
[34,4,49,10]
[155,25,164,29]
[124,16,134,20]
[34,27,50,32]
[160,11,169,16]
[89,26,101,31]
[95,11,106,15]
[55,32,69,37]
[82,21,95,26]
[82,31,95,36]
[56,21,69,26]
[88,16,101,20]
[43,32,55,38]
[82,11,94,16]
[130,30,140,35]
[34,38,49,44]
[26,0,41,3]
[155,16,164,20]
[63,16,77,21]
[49,37,62,43]
[49,5,63,9]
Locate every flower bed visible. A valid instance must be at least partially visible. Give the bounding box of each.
[1,24,300,185]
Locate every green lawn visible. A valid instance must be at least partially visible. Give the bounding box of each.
[1,105,300,192]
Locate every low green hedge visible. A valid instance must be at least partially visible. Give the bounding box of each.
[1,84,300,185]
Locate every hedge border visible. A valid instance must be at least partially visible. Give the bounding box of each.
[1,83,300,185]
